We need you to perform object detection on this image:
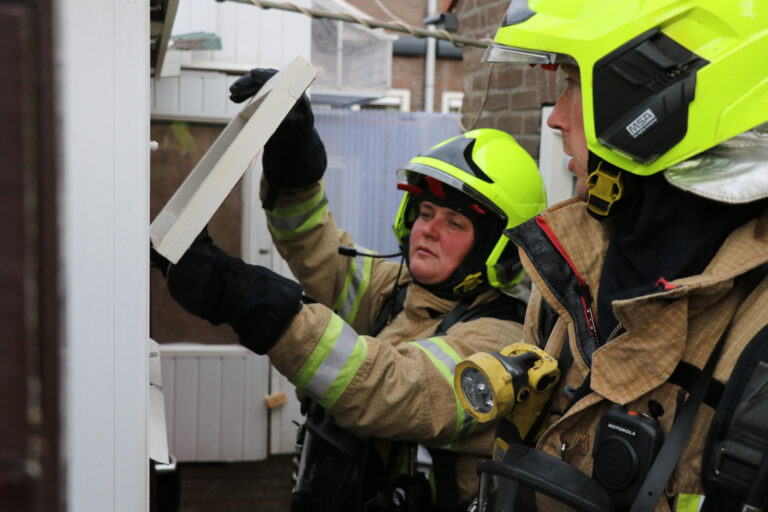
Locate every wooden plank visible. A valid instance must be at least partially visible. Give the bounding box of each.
[150,56,318,263]
[160,342,250,358]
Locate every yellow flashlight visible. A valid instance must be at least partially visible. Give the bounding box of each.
[454,343,559,429]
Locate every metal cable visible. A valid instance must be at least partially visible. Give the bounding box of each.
[225,0,492,48]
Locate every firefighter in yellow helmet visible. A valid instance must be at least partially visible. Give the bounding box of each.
[462,1,768,511]
[151,67,547,511]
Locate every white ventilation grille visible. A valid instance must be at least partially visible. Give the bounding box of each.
[159,344,270,462]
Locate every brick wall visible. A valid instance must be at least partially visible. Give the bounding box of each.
[456,0,563,158]
[391,56,463,112]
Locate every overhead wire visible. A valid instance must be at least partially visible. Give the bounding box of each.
[221,0,492,48]
[224,0,495,131]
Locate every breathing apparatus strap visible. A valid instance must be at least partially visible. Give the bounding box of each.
[369,283,409,336]
[434,297,475,335]
[628,317,728,512]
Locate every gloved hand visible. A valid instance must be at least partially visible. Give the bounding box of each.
[150,229,304,354]
[229,68,327,205]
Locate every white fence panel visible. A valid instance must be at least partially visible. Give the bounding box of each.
[160,344,270,462]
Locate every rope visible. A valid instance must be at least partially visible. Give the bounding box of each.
[229,0,492,48]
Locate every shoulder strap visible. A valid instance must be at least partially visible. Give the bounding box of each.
[628,313,730,512]
[370,284,409,336]
[434,294,527,336]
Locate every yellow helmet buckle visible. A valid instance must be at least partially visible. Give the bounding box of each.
[586,161,624,217]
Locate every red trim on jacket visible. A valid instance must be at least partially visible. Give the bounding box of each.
[535,216,602,346]
[656,277,676,290]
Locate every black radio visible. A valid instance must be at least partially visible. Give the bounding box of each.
[592,403,664,510]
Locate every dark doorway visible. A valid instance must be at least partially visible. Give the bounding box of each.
[0,1,60,511]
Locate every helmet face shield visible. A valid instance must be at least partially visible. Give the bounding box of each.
[397,165,506,220]
[482,43,565,65]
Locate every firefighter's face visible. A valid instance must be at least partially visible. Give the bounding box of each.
[547,63,589,201]
[409,201,475,285]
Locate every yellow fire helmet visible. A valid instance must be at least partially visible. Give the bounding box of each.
[486,0,768,178]
[393,129,546,297]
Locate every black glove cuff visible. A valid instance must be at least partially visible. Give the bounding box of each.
[163,229,303,353]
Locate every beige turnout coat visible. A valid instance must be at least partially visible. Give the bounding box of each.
[506,197,768,511]
[263,179,526,500]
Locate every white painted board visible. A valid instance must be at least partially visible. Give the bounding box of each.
[150,56,318,263]
[61,0,149,509]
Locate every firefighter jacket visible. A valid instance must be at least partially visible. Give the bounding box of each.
[505,197,768,511]
[261,179,526,500]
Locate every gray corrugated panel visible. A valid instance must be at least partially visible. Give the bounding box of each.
[314,109,462,256]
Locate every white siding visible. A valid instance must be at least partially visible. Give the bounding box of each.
[159,344,270,462]
[172,0,311,68]
[59,0,149,510]
[151,0,312,122]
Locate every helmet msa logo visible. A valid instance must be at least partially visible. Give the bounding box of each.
[626,109,657,139]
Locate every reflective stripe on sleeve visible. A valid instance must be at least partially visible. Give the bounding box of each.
[677,494,705,512]
[291,313,368,409]
[332,245,373,324]
[409,337,477,442]
[266,187,328,241]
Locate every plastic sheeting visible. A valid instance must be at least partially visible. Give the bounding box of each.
[310,0,392,99]
[314,109,462,255]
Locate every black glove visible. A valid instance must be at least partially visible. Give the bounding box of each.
[229,68,327,205]
[151,229,304,354]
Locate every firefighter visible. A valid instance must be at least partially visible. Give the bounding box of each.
[469,1,768,510]
[152,70,547,511]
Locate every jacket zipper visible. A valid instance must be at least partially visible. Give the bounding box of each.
[535,216,602,347]
[606,322,627,343]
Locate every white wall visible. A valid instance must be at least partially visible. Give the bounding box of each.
[58,1,149,510]
[538,105,577,206]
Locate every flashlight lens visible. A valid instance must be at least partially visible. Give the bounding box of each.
[461,367,493,414]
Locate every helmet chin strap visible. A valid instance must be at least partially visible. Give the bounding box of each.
[585,152,638,219]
